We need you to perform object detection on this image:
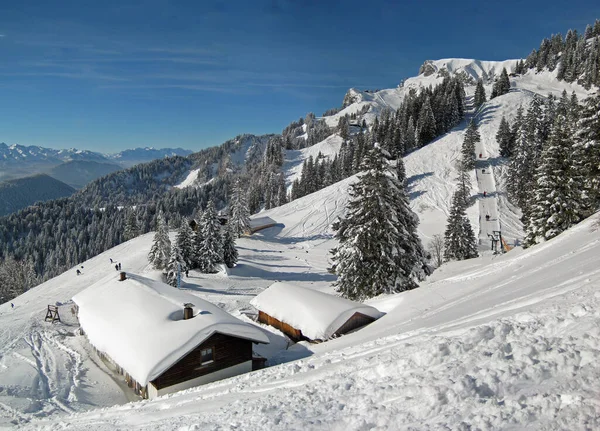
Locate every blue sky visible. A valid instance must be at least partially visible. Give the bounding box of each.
[1,0,599,153]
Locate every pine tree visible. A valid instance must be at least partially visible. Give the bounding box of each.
[229,179,250,237]
[198,200,223,273]
[443,187,478,261]
[461,119,480,171]
[491,67,511,98]
[474,79,487,110]
[525,115,583,245]
[222,225,239,268]
[148,212,171,270]
[573,92,600,211]
[496,116,513,157]
[124,209,140,241]
[176,221,195,269]
[166,243,186,287]
[330,144,426,300]
[417,97,437,146]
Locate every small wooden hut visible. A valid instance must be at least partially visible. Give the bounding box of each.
[251,282,383,342]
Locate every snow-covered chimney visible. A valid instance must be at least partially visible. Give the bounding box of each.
[183,303,194,320]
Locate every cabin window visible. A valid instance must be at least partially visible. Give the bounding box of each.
[201,347,214,365]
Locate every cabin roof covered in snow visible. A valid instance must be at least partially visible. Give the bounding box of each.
[248,216,276,229]
[250,282,384,340]
[73,274,269,386]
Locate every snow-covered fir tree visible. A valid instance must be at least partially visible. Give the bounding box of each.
[496,116,513,157]
[192,208,204,268]
[222,225,239,268]
[175,221,195,269]
[148,212,171,270]
[573,91,600,210]
[525,115,584,245]
[461,119,480,171]
[474,79,487,110]
[166,243,186,287]
[198,200,224,273]
[229,179,251,237]
[491,67,510,98]
[443,184,478,261]
[123,209,140,241]
[417,97,437,146]
[330,144,426,300]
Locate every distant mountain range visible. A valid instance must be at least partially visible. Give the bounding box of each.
[0,174,76,217]
[0,143,193,182]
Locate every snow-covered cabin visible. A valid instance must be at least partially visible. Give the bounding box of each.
[73,274,269,399]
[250,282,383,342]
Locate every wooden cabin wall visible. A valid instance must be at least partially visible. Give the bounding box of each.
[151,333,252,390]
[333,312,376,337]
[257,311,304,341]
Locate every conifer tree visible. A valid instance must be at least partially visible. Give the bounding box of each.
[148,212,171,270]
[461,120,480,171]
[474,79,487,110]
[124,209,140,241]
[175,221,195,269]
[417,97,437,146]
[192,208,204,268]
[229,179,250,237]
[198,200,223,273]
[573,92,600,212]
[525,115,583,245]
[497,116,513,157]
[166,243,186,287]
[491,68,511,98]
[222,225,239,268]
[443,187,478,261]
[330,144,426,300]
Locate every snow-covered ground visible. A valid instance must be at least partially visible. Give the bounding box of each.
[3,203,598,429]
[1,58,599,429]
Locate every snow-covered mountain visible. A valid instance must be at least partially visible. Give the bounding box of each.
[0,143,192,182]
[323,58,588,129]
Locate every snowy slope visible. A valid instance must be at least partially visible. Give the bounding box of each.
[7,208,599,430]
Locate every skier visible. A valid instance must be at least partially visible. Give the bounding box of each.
[483,191,487,197]
[479,153,482,158]
[115,264,119,271]
[76,269,81,275]
[482,168,485,174]
[485,214,490,221]
[110,258,113,263]
[185,269,189,277]
[11,303,14,309]
[118,263,122,270]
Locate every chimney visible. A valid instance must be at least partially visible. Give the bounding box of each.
[119,272,127,281]
[183,303,194,320]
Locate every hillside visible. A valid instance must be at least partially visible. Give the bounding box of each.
[0,174,598,429]
[45,160,122,189]
[0,174,76,217]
